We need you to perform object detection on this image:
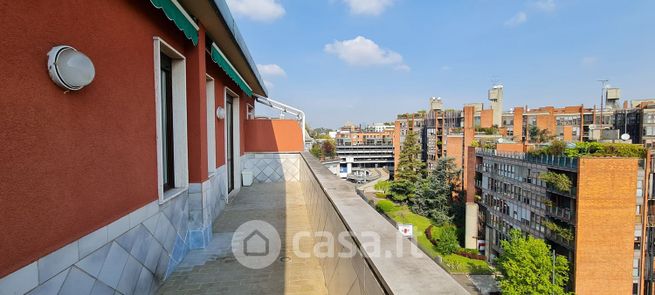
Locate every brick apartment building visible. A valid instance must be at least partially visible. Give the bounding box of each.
[392,85,655,294]
[0,1,305,294]
[468,147,648,294]
[395,86,655,179]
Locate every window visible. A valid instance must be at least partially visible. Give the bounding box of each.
[161,54,175,190]
[154,37,189,203]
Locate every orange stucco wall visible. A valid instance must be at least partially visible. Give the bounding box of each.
[244,119,304,152]
[240,96,255,156]
[574,158,638,294]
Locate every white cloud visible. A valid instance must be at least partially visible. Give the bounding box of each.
[226,0,285,22]
[581,56,598,66]
[534,0,556,12]
[263,80,274,89]
[505,11,527,27]
[257,64,287,77]
[343,0,394,16]
[324,36,409,71]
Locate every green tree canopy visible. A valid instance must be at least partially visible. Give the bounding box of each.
[410,157,460,225]
[497,230,571,295]
[309,143,322,159]
[390,127,425,201]
[321,139,336,158]
[528,126,554,143]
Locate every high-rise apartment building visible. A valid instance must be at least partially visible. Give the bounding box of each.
[392,85,655,294]
[468,147,648,294]
[393,112,426,175]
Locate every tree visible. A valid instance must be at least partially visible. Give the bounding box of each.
[410,157,460,224]
[432,225,459,255]
[548,140,566,155]
[310,143,322,159]
[390,127,425,201]
[497,229,571,295]
[529,126,554,143]
[540,171,572,192]
[321,139,336,158]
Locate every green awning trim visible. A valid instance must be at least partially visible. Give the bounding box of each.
[150,0,199,46]
[210,43,253,97]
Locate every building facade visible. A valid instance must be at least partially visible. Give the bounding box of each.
[393,86,655,294]
[335,125,394,177]
[0,1,305,294]
[469,148,648,294]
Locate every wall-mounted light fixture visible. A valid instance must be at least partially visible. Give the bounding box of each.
[216,106,226,119]
[47,45,95,91]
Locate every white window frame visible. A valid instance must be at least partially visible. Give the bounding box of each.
[154,37,189,204]
[224,87,241,199]
[206,74,216,175]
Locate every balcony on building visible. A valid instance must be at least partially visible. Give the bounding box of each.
[154,118,468,294]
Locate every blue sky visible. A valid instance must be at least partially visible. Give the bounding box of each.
[226,0,655,129]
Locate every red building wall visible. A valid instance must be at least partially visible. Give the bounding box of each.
[186,25,209,184]
[0,1,200,277]
[206,59,227,167]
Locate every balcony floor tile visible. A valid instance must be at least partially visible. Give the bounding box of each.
[157,182,328,295]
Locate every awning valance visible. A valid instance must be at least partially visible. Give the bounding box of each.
[210,43,253,97]
[150,0,199,46]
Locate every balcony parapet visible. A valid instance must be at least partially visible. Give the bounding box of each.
[476,148,579,171]
[300,152,468,294]
[546,206,575,223]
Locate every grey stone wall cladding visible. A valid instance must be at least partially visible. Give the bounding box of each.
[243,153,301,183]
[299,152,469,295]
[298,157,386,295]
[1,167,230,295]
[188,166,228,249]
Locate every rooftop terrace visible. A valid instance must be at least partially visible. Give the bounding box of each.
[157,152,468,294]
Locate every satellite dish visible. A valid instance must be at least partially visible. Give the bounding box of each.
[497,138,505,143]
[621,133,631,141]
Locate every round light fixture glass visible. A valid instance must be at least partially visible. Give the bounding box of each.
[216,106,226,119]
[47,46,95,91]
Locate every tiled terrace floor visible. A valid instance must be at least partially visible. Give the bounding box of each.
[157,182,328,295]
